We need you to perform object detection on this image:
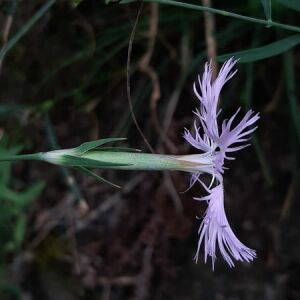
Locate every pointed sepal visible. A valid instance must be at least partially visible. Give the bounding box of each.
[60,154,131,168]
[75,166,121,188]
[73,138,127,155]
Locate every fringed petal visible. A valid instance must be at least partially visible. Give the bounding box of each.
[185,58,258,269]
[194,183,256,270]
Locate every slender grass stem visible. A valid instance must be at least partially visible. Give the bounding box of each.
[0,0,56,60]
[121,0,300,33]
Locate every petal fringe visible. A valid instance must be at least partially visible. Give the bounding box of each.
[194,183,256,270]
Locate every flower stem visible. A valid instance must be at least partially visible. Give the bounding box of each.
[0,153,42,162]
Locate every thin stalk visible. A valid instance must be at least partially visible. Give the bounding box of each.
[122,0,300,33]
[0,153,42,162]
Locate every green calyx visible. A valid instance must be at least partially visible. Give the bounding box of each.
[41,138,138,188]
[0,138,210,189]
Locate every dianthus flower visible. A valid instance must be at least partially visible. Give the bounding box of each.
[183,58,259,269]
[0,58,259,270]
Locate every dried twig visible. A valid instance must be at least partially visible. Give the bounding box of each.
[162,33,190,135]
[127,3,181,211]
[138,3,177,153]
[98,246,153,300]
[202,0,218,79]
[98,276,137,286]
[133,246,153,300]
[28,195,75,249]
[74,174,146,232]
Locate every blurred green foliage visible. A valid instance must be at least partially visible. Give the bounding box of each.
[0,138,44,299]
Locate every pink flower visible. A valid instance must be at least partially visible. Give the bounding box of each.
[184,58,259,269]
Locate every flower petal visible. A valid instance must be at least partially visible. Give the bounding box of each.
[194,183,256,270]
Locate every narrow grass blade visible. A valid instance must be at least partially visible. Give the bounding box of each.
[218,34,300,63]
[120,0,300,33]
[0,182,45,207]
[0,0,56,60]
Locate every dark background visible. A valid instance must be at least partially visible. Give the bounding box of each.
[0,0,299,299]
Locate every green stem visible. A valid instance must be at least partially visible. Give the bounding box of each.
[121,0,300,33]
[0,153,42,162]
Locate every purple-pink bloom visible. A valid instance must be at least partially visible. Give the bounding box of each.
[184,58,259,269]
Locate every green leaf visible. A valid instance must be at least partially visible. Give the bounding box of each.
[0,144,22,186]
[218,34,300,63]
[13,215,26,248]
[0,182,45,208]
[276,0,300,12]
[76,167,121,188]
[74,138,127,154]
[61,154,131,168]
[261,0,272,21]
